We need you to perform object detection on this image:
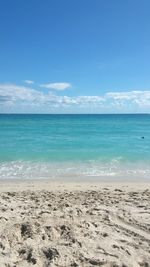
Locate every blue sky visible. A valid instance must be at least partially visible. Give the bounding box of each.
[0,0,150,113]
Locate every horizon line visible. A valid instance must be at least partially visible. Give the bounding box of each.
[0,113,149,115]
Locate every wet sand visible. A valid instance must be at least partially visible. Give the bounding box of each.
[0,181,150,267]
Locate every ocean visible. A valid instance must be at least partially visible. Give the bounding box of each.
[0,114,150,181]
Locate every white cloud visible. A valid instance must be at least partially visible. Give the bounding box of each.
[24,80,34,85]
[40,82,71,90]
[0,84,105,112]
[107,90,150,100]
[0,83,150,113]
[0,84,41,101]
[106,91,150,107]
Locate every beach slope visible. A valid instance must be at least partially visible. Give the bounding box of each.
[0,181,150,267]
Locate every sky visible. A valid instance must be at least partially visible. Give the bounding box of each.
[0,0,150,113]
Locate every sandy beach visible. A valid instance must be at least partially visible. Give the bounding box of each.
[0,180,149,267]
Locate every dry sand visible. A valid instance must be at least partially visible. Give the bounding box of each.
[0,180,150,267]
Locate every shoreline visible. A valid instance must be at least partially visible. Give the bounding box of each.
[0,178,150,192]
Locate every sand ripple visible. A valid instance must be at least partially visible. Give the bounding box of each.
[0,184,150,266]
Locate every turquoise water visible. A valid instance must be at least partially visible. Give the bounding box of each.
[0,114,150,180]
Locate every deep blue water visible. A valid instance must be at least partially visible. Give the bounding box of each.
[0,114,150,180]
